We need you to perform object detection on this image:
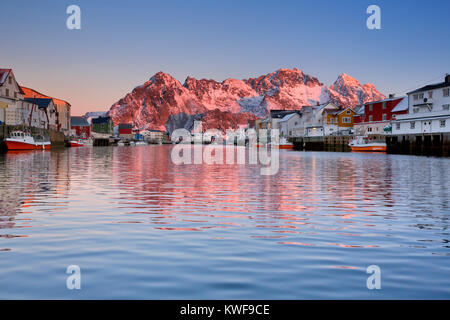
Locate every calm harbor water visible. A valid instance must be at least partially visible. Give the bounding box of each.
[0,145,449,299]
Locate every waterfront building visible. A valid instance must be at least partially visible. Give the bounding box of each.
[392,74,450,134]
[256,110,302,140]
[141,129,168,142]
[114,123,133,139]
[354,95,408,135]
[21,86,71,136]
[70,116,91,138]
[0,69,25,125]
[24,98,57,130]
[303,103,355,137]
[92,116,113,135]
[279,113,301,137]
[21,100,48,129]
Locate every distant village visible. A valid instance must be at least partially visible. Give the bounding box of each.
[1,67,449,155]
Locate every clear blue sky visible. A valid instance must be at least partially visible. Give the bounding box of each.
[1,0,449,115]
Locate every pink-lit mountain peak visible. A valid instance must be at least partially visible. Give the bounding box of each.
[109,68,385,130]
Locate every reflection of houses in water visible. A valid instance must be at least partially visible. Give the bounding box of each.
[0,150,70,231]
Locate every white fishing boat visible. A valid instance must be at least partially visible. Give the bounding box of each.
[348,136,386,152]
[4,131,51,150]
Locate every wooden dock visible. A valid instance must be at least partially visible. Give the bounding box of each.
[292,133,450,157]
[386,133,450,157]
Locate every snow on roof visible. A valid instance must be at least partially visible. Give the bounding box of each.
[279,113,298,122]
[354,105,365,115]
[391,97,409,112]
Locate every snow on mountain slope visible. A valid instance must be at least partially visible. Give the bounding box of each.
[109,68,385,131]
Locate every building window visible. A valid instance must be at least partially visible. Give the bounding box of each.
[443,104,450,110]
[8,77,12,84]
[413,94,418,100]
[342,117,351,123]
[5,89,9,97]
[369,115,373,122]
[413,107,419,113]
[410,121,415,129]
[369,104,373,111]
[382,102,387,109]
[14,92,17,99]
[330,118,334,124]
[440,120,446,127]
[346,110,351,114]
[419,93,424,99]
[382,114,387,121]
[428,91,433,99]
[396,123,400,130]
[367,127,372,132]
[444,88,450,97]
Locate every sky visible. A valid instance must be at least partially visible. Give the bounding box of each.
[1,0,449,115]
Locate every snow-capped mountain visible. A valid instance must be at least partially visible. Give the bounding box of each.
[109,68,385,131]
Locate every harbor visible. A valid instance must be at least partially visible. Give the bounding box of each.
[1,0,450,304]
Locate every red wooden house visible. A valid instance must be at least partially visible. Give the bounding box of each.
[70,116,91,138]
[354,95,408,135]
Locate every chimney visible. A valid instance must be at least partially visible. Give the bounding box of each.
[445,74,450,83]
[389,94,395,99]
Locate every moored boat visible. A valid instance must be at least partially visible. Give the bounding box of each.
[69,139,84,147]
[4,131,51,150]
[277,137,294,149]
[349,136,386,152]
[270,137,294,149]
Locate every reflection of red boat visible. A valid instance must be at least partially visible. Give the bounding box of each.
[255,138,293,149]
[4,131,51,150]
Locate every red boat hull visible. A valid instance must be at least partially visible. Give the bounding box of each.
[276,144,294,150]
[5,140,50,150]
[350,145,386,152]
[70,142,83,147]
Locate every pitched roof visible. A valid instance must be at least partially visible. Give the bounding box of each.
[24,98,53,109]
[391,97,409,112]
[92,116,111,124]
[279,113,299,122]
[364,95,405,105]
[407,80,450,94]
[71,116,90,127]
[0,69,25,94]
[333,107,355,116]
[0,69,11,86]
[269,109,301,119]
[351,105,364,115]
[21,86,70,106]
